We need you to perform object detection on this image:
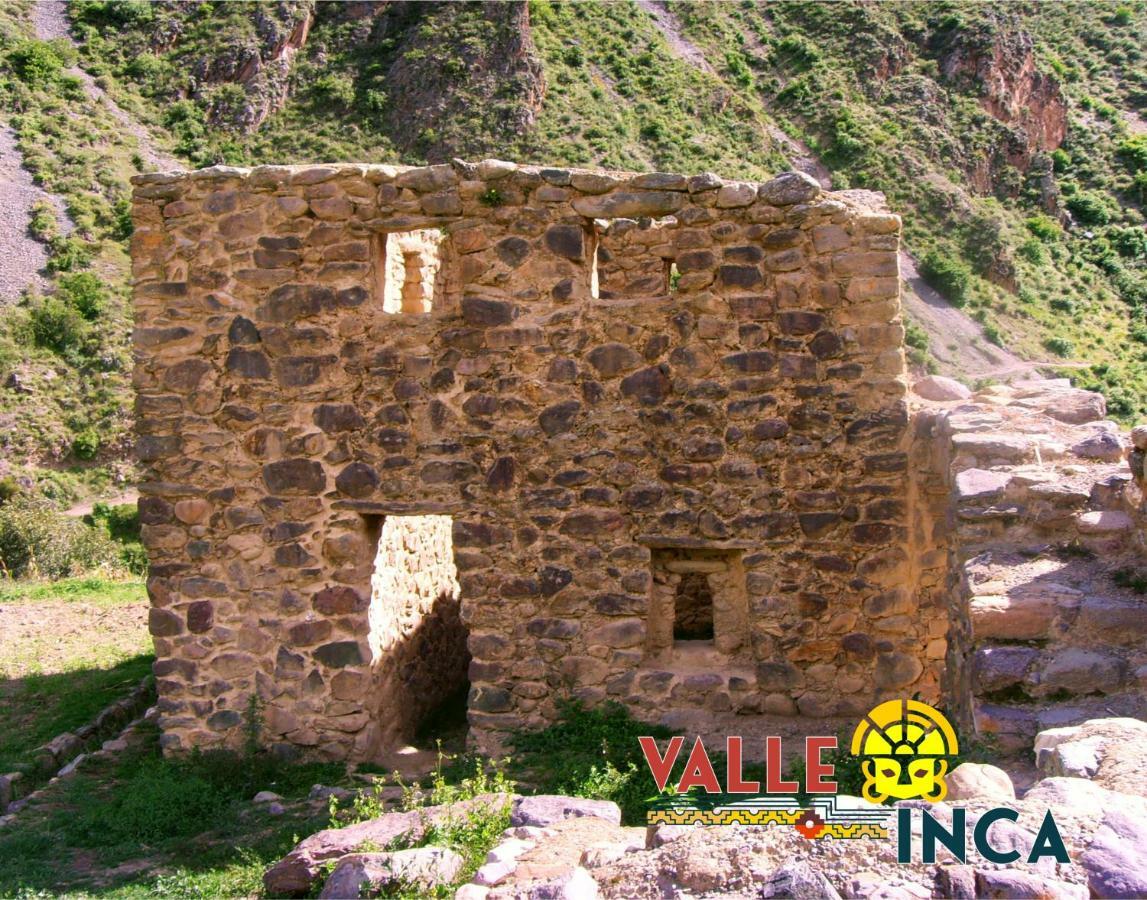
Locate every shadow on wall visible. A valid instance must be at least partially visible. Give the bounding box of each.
[365,514,470,752]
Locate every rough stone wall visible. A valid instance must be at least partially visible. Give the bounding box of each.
[131,159,931,761]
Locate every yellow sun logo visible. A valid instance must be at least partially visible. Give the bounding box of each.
[851,699,959,804]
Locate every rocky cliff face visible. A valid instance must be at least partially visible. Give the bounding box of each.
[372,1,546,160]
[175,1,315,131]
[936,20,1067,175]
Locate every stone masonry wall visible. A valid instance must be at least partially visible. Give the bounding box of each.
[131,159,933,761]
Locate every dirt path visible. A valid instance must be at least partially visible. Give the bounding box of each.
[32,1,182,172]
[634,0,715,75]
[898,252,1037,380]
[0,599,147,680]
[635,1,1046,384]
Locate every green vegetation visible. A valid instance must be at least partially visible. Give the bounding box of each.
[0,494,121,579]
[331,755,515,897]
[0,723,344,897]
[0,6,140,476]
[0,654,152,774]
[511,699,673,825]
[0,573,144,604]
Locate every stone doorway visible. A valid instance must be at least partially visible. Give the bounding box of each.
[364,514,470,747]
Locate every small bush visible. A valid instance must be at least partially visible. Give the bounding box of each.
[919,250,971,307]
[57,272,106,320]
[1118,134,1147,171]
[1066,191,1112,226]
[0,496,120,579]
[71,429,101,460]
[478,187,504,207]
[1018,237,1048,264]
[8,41,65,87]
[27,297,87,354]
[1051,149,1071,173]
[1045,336,1074,357]
[27,201,58,242]
[1025,215,1060,242]
[1049,297,1076,314]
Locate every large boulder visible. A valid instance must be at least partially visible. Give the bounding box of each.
[1033,718,1147,795]
[1081,810,1147,899]
[913,375,971,402]
[945,763,1016,804]
[263,793,514,896]
[511,796,622,828]
[318,847,463,898]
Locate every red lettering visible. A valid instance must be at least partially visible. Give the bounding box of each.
[677,737,722,793]
[805,736,838,793]
[639,736,684,792]
[765,736,799,793]
[726,737,760,793]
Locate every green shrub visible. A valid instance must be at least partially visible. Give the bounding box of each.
[89,502,140,543]
[919,249,972,307]
[46,236,95,273]
[28,297,87,354]
[0,495,120,579]
[71,428,101,460]
[27,200,58,243]
[8,40,66,87]
[1045,336,1074,356]
[1118,134,1147,171]
[1109,226,1147,260]
[1025,215,1060,242]
[1066,191,1112,226]
[1049,297,1076,314]
[57,272,106,320]
[1018,237,1048,264]
[1051,149,1071,173]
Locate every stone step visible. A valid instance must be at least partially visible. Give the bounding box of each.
[972,642,1142,702]
[963,550,1147,646]
[974,694,1147,755]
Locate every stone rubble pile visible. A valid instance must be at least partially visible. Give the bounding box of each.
[260,717,1147,898]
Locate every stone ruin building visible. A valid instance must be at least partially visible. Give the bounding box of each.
[131,159,1147,762]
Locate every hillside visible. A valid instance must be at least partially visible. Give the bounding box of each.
[0,0,1144,511]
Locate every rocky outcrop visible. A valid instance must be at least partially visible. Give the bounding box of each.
[935,18,1066,173]
[186,1,314,130]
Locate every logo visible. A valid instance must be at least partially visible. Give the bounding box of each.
[852,699,957,803]
[639,699,1069,866]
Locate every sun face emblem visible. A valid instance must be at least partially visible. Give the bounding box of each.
[851,699,958,804]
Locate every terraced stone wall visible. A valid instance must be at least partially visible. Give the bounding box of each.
[131,159,931,760]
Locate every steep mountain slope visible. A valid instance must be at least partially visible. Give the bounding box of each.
[0,0,1144,505]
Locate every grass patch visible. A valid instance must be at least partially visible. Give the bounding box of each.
[0,725,344,896]
[0,652,153,773]
[511,699,673,826]
[0,574,144,604]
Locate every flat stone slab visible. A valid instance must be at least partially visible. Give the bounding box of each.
[1076,510,1133,534]
[955,468,1011,502]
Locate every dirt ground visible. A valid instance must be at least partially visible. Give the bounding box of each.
[0,597,148,680]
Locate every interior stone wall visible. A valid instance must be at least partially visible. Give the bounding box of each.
[367,514,463,746]
[131,159,933,761]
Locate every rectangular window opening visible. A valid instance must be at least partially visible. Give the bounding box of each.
[592,218,674,299]
[647,548,748,661]
[374,229,450,315]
